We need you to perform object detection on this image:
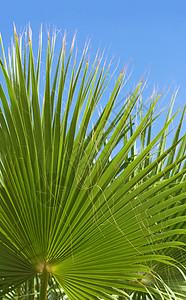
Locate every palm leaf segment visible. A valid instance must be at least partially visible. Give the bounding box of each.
[0,27,185,299]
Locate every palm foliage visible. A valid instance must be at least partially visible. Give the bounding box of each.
[0,27,185,299]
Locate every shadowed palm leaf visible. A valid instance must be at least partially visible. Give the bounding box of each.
[0,27,185,299]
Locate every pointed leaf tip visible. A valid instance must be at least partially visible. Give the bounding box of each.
[13,23,18,40]
[40,23,43,36]
[29,25,32,44]
[140,75,145,84]
[159,91,163,96]
[159,88,165,97]
[70,33,76,51]
[108,57,113,69]
[97,58,100,68]
[120,65,125,77]
[177,104,184,111]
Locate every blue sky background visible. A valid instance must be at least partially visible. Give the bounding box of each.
[0,0,186,117]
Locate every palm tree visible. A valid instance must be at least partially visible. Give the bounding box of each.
[0,26,185,299]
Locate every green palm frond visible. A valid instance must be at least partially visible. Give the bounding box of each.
[0,27,185,299]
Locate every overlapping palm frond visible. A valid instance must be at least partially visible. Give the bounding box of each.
[0,27,185,299]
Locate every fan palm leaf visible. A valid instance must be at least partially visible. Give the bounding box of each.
[0,27,185,299]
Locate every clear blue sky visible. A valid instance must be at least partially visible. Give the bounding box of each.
[0,0,186,113]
